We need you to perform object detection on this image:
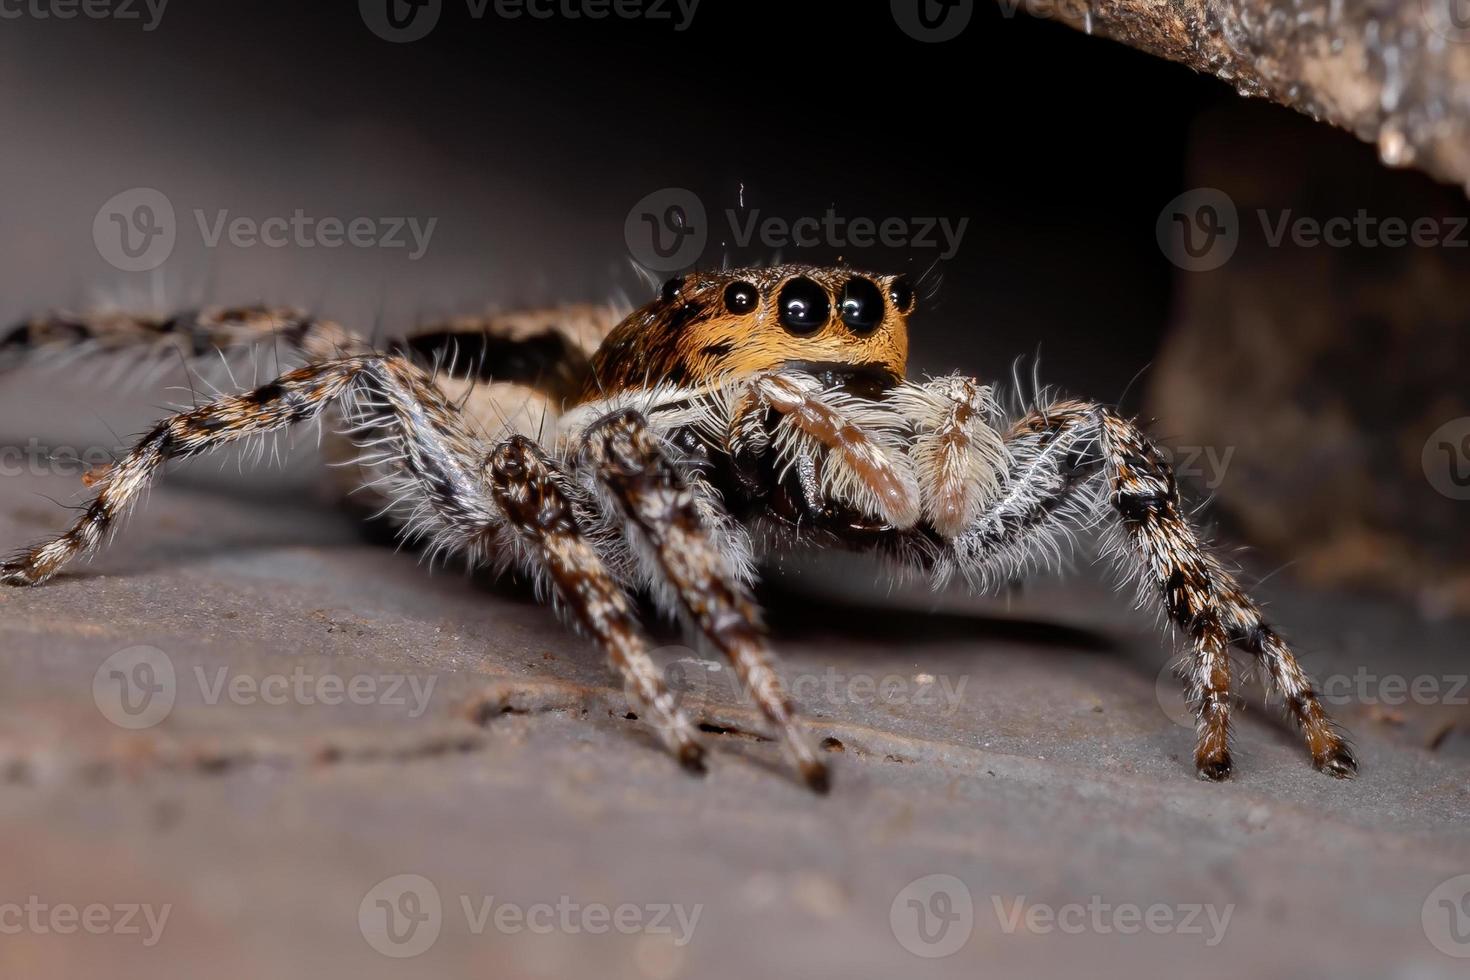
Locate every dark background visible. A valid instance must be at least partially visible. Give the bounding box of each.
[2,0,1230,396]
[1,0,1466,605]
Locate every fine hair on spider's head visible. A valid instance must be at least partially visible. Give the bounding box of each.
[583,265,917,400]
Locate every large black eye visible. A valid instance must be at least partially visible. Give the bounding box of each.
[888,276,915,314]
[723,281,759,314]
[776,277,831,334]
[839,277,885,334]
[661,277,684,303]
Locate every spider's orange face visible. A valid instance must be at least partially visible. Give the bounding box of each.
[583,265,914,399]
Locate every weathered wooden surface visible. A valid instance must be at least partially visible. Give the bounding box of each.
[1033,0,1470,191]
[0,373,1467,979]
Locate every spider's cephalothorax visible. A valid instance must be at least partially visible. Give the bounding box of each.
[1,265,1357,787]
[584,265,912,397]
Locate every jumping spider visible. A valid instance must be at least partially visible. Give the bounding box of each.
[0,264,1357,787]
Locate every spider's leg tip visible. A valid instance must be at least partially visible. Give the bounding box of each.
[677,740,708,776]
[1195,757,1234,782]
[1316,747,1358,779]
[1,559,40,587]
[799,758,832,795]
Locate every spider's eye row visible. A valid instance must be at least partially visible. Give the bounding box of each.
[776,277,831,334]
[839,277,885,335]
[888,276,915,314]
[660,276,685,303]
[723,281,759,315]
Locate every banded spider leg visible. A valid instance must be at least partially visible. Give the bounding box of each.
[0,355,715,773]
[938,398,1356,780]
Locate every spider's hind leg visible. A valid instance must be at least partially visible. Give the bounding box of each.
[0,354,707,769]
[2,355,368,585]
[1,306,368,374]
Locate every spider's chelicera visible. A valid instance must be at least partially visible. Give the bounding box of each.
[0,264,1357,788]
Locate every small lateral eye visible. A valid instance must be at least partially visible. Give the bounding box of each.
[839,277,885,334]
[723,281,759,314]
[661,276,685,303]
[776,277,831,334]
[888,276,915,314]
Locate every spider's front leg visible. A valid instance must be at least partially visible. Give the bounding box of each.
[485,436,707,771]
[943,399,1355,780]
[726,370,921,528]
[889,373,1010,537]
[579,408,829,792]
